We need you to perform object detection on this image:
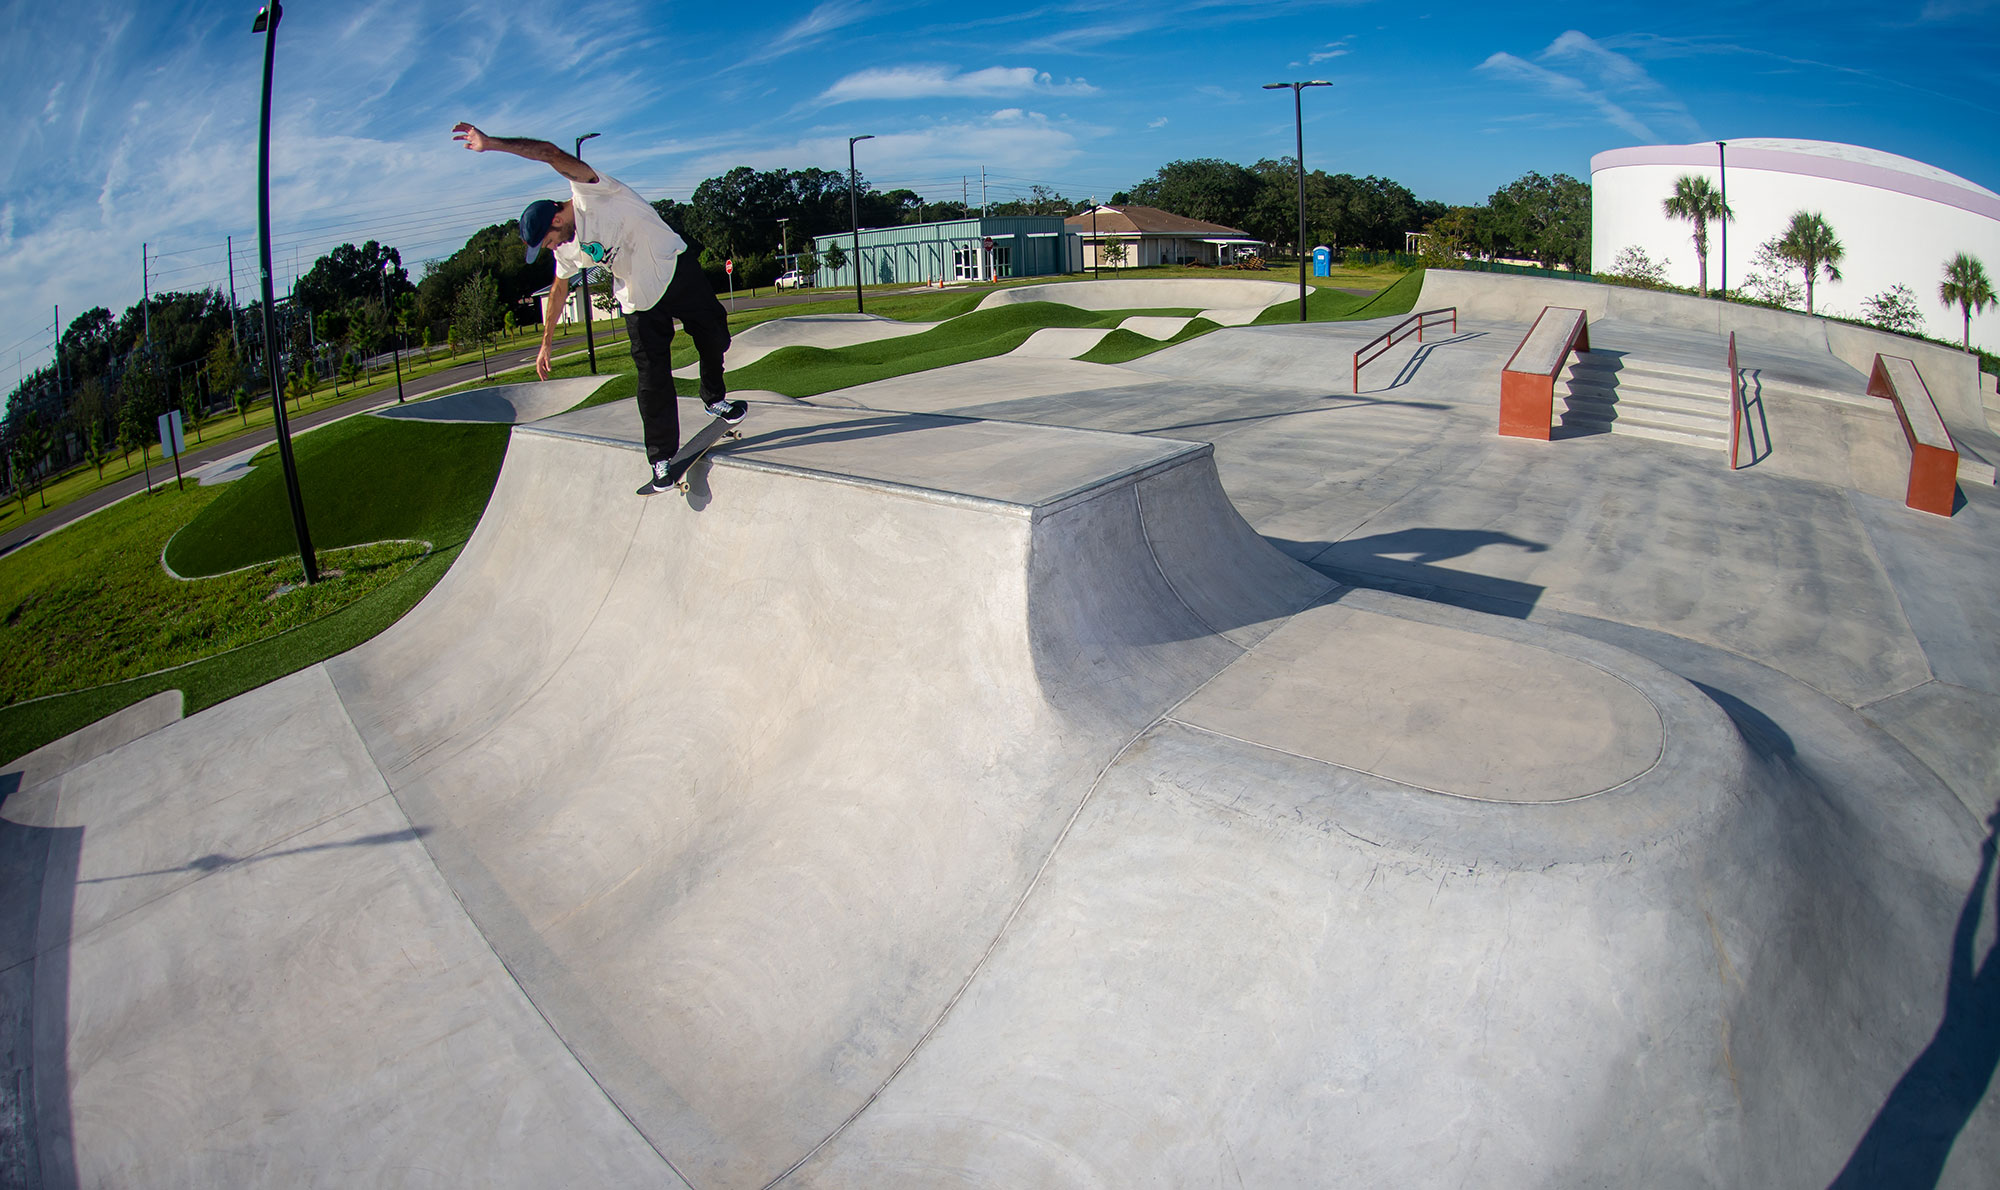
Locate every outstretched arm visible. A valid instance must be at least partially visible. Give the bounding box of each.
[452,123,598,184]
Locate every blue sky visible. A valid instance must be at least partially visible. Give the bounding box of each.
[4,0,1997,387]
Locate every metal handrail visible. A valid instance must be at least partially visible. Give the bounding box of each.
[1353,307,1457,391]
[1728,332,1740,470]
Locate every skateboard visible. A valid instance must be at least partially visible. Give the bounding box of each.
[637,411,744,495]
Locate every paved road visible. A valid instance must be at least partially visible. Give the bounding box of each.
[0,330,600,560]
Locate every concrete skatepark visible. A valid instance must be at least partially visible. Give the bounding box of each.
[4,271,1999,1187]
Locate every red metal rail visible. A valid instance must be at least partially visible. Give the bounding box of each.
[1352,307,1457,391]
[1728,332,1740,470]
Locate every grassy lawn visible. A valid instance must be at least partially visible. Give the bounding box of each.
[0,416,508,763]
[0,327,547,541]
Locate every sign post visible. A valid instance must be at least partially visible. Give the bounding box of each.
[725,258,735,308]
[157,409,186,492]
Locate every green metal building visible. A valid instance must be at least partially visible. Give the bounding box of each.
[810,216,1079,288]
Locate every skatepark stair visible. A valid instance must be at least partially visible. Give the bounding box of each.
[1557,354,1733,449]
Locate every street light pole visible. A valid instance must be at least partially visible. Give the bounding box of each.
[1264,80,1331,323]
[251,2,317,584]
[849,135,874,313]
[1092,196,1100,280]
[1716,140,1728,300]
[573,132,601,374]
[381,258,405,402]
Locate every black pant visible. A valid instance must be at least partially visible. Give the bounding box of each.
[625,258,732,464]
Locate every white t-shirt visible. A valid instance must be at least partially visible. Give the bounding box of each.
[551,172,685,314]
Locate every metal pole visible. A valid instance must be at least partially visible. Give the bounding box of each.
[850,134,874,314]
[1092,198,1099,280]
[1294,86,1307,321]
[141,243,152,351]
[574,133,600,375]
[1716,141,1728,299]
[227,235,241,355]
[252,2,318,584]
[381,262,405,402]
[1265,81,1330,322]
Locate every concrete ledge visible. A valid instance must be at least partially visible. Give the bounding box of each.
[1867,354,1960,516]
[1500,306,1589,440]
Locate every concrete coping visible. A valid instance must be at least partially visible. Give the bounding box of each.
[1505,306,1590,378]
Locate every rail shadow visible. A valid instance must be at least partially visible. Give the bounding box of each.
[1737,369,1775,467]
[1275,528,1549,617]
[1362,331,1488,394]
[1829,802,2000,1189]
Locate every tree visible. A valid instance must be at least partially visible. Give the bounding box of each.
[1128,159,1261,231]
[1939,253,1994,352]
[1741,236,1805,309]
[453,273,503,380]
[235,385,255,426]
[205,332,243,410]
[1775,211,1843,315]
[1102,239,1130,270]
[1861,285,1924,336]
[1661,174,1731,297]
[1488,172,1591,271]
[295,241,411,321]
[1608,246,1671,288]
[825,242,848,277]
[86,420,108,479]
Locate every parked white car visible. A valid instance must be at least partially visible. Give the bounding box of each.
[775,270,809,290]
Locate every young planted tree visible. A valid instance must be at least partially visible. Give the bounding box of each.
[824,242,848,279]
[1775,212,1844,315]
[86,420,108,479]
[1102,239,1130,271]
[1661,175,1731,297]
[1939,253,1995,352]
[453,273,503,381]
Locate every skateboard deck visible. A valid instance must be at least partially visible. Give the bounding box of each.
[637,412,744,495]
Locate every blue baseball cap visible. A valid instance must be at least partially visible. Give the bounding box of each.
[520,199,560,263]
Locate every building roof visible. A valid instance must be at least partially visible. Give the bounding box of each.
[1065,205,1254,238]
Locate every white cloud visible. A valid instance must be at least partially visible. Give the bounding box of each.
[1477,29,1701,143]
[750,0,878,64]
[820,65,1098,104]
[1147,117,1169,129]
[686,110,1103,180]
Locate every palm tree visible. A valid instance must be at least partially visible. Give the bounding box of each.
[1939,253,1995,352]
[1776,211,1844,315]
[1661,175,1732,298]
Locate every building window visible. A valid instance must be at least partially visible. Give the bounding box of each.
[954,245,979,281]
[992,246,1012,278]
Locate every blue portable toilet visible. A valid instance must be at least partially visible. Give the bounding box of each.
[1311,245,1333,277]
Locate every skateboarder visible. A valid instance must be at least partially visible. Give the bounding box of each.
[452,122,744,492]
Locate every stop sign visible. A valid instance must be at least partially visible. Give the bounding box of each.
[725,259,734,274]
[982,237,994,250]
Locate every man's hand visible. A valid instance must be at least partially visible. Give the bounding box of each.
[536,341,553,380]
[450,124,596,183]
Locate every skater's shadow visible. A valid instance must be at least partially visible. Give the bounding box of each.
[1830,803,2000,1188]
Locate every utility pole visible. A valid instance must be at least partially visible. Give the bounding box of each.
[227,235,241,354]
[141,243,153,351]
[980,166,987,216]
[1091,197,1100,280]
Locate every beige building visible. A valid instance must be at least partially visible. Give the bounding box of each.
[1064,205,1264,268]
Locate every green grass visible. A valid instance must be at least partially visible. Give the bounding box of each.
[0,327,549,543]
[0,415,509,764]
[1251,268,1424,324]
[164,417,507,577]
[1078,318,1223,365]
[726,302,1202,397]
